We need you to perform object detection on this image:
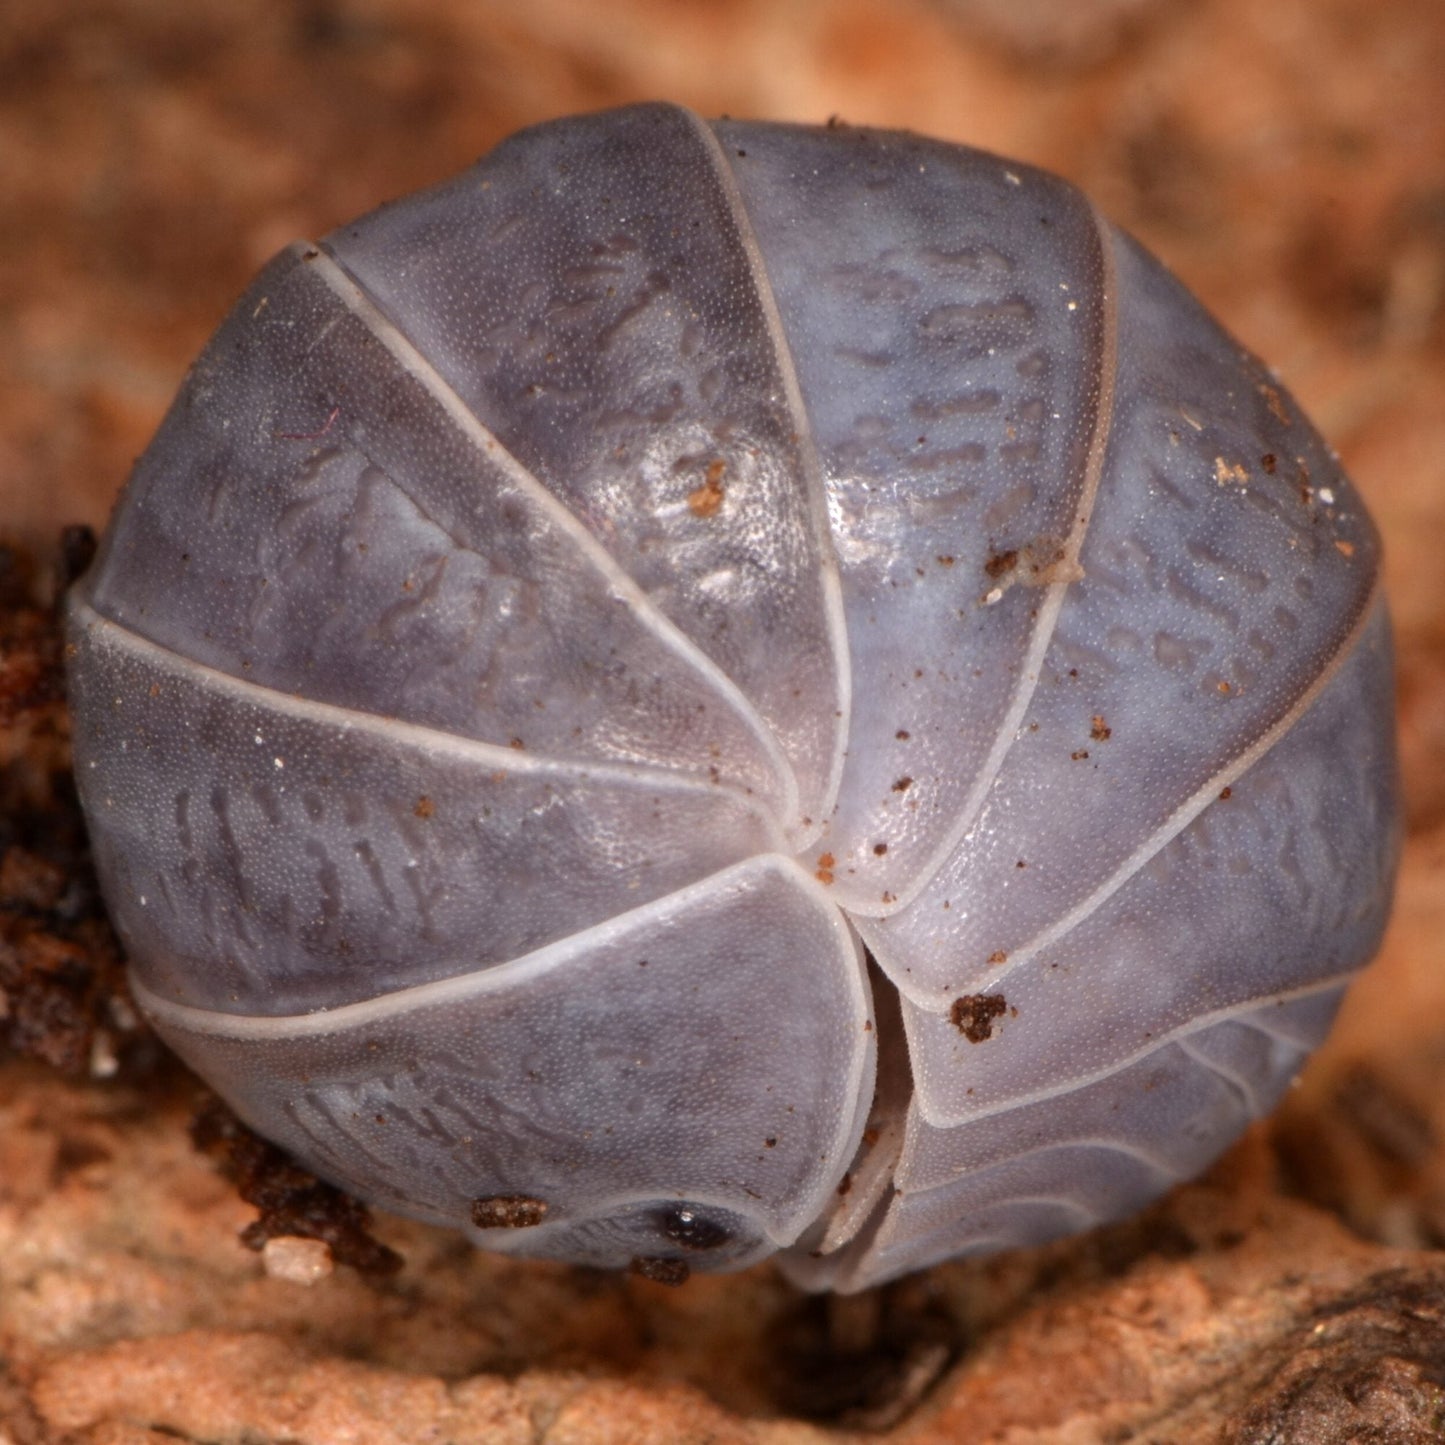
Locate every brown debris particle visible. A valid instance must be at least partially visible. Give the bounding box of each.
[630,1256,691,1286]
[1261,452,1278,474]
[987,950,1008,965]
[687,458,727,517]
[1215,456,1250,486]
[815,852,836,885]
[981,537,1083,603]
[190,1099,403,1277]
[1335,539,1356,557]
[873,842,888,856]
[949,993,1009,1043]
[1258,381,1292,426]
[1071,749,1090,761]
[984,548,1019,580]
[413,795,435,819]
[1220,786,1233,800]
[470,1194,549,1229]
[1090,714,1112,741]
[892,775,913,792]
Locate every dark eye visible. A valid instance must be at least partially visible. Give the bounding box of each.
[657,1206,733,1251]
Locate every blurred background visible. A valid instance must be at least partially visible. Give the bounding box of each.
[4,0,1445,1370]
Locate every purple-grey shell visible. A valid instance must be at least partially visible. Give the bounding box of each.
[65,102,1399,1291]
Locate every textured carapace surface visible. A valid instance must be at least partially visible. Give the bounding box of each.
[65,102,1399,1291]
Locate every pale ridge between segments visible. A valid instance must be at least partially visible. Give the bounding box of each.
[78,600,787,834]
[982,579,1384,993]
[909,969,1351,1130]
[927,1134,1184,1191]
[1229,1010,1327,1048]
[1175,1036,1263,1115]
[962,1193,1099,1226]
[867,203,1122,920]
[304,243,802,827]
[129,853,854,1038]
[694,112,854,841]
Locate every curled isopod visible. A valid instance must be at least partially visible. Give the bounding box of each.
[65,102,1399,1291]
